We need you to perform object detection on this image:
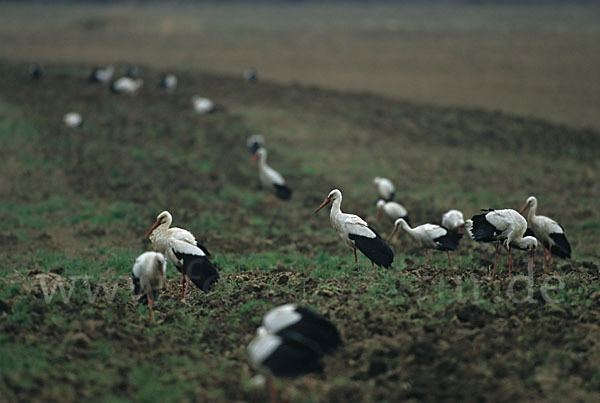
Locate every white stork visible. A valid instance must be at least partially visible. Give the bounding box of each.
[519,196,571,272]
[389,218,462,269]
[376,199,409,224]
[63,112,83,128]
[247,304,341,401]
[191,96,215,114]
[89,65,114,83]
[315,189,394,269]
[468,209,538,280]
[145,211,218,300]
[253,148,292,201]
[247,134,265,155]
[373,177,395,201]
[111,77,143,94]
[132,251,167,321]
[244,68,258,83]
[442,209,465,232]
[158,73,177,91]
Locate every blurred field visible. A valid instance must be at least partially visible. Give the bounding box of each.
[1,3,600,129]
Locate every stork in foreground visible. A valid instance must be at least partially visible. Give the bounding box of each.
[519,196,571,272]
[253,148,292,201]
[316,189,394,269]
[376,199,409,225]
[145,211,219,300]
[468,209,537,280]
[248,304,341,402]
[89,65,114,84]
[111,76,143,94]
[132,251,167,321]
[442,209,466,233]
[247,134,265,155]
[389,219,461,269]
[373,177,395,201]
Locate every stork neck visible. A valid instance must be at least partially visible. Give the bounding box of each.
[329,197,343,221]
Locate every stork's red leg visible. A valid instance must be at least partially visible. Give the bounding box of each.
[268,376,279,403]
[491,243,500,281]
[184,276,190,299]
[425,249,429,266]
[181,270,186,299]
[371,260,375,270]
[147,294,154,322]
[447,251,453,270]
[353,248,357,263]
[547,250,552,273]
[543,248,548,273]
[507,247,513,278]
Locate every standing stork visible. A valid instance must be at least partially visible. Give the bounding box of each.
[111,77,143,94]
[158,73,177,91]
[373,177,395,201]
[376,199,409,225]
[248,304,341,402]
[191,96,215,114]
[247,134,265,155]
[468,209,537,280]
[132,251,167,321]
[253,148,292,201]
[145,211,219,300]
[89,65,114,83]
[519,196,571,272]
[389,218,461,269]
[442,209,465,233]
[315,189,394,269]
[63,112,83,128]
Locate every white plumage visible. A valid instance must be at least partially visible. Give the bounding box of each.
[389,218,462,268]
[519,196,571,271]
[111,77,143,94]
[373,177,395,201]
[89,65,114,83]
[375,199,408,223]
[146,211,218,299]
[442,209,465,230]
[131,251,167,321]
[158,73,177,91]
[253,148,292,200]
[469,209,538,279]
[192,96,215,114]
[316,189,394,268]
[63,112,83,128]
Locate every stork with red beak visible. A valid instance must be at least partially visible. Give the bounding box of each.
[467,209,537,280]
[145,211,218,300]
[442,209,466,233]
[132,251,167,321]
[519,196,571,272]
[316,189,394,269]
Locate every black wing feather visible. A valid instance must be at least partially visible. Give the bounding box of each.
[173,250,219,292]
[471,213,500,243]
[349,227,394,268]
[277,307,342,354]
[273,184,292,200]
[549,233,571,259]
[433,229,462,251]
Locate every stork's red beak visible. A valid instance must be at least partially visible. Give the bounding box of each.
[145,220,160,238]
[252,153,259,161]
[451,223,466,233]
[519,203,528,215]
[315,198,330,213]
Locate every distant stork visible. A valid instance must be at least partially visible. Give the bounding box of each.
[373,177,395,201]
[389,218,461,269]
[253,148,292,201]
[442,209,465,232]
[29,64,42,80]
[89,65,114,84]
[316,189,394,269]
[191,96,215,114]
[248,304,341,401]
[468,209,537,280]
[158,73,177,91]
[63,112,83,128]
[376,199,409,225]
[247,134,265,155]
[519,196,571,272]
[111,77,143,94]
[145,211,218,300]
[132,251,167,321]
[244,68,258,83]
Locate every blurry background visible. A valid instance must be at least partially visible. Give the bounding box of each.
[1,0,599,129]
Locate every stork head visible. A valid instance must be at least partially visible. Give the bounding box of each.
[388,218,409,241]
[252,147,266,161]
[315,189,341,213]
[519,196,537,215]
[145,211,172,237]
